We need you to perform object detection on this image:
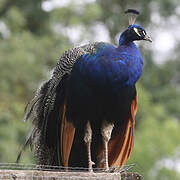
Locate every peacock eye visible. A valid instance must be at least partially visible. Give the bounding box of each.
[142,30,146,36]
[134,28,146,37]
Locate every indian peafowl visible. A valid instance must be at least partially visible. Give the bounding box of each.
[17,9,152,172]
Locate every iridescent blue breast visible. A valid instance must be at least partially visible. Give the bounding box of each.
[70,42,143,92]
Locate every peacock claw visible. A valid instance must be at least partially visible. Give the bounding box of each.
[91,161,95,165]
[103,167,110,172]
[88,161,95,172]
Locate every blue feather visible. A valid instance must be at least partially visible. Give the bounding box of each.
[71,39,143,93]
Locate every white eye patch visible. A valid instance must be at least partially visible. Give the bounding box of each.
[133,27,141,37]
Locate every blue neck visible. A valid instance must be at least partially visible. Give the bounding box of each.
[119,35,130,46]
[119,37,135,49]
[119,35,125,45]
[119,30,133,46]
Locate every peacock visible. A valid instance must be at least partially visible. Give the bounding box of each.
[17,9,152,172]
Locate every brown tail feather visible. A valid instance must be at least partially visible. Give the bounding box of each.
[120,95,137,165]
[97,96,138,168]
[120,121,132,165]
[60,102,75,167]
[110,95,137,167]
[127,95,137,158]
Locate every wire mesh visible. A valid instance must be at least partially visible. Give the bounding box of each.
[0,163,141,180]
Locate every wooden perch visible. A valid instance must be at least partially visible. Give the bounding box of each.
[0,170,142,180]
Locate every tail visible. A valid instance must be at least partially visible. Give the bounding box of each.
[16,74,69,166]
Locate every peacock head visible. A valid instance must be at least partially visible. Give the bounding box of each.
[119,9,152,45]
[128,24,152,42]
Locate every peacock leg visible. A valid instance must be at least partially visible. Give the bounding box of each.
[101,120,114,171]
[84,121,94,172]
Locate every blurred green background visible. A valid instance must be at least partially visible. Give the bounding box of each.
[0,0,180,179]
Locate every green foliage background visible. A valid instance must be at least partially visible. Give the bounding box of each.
[0,0,180,179]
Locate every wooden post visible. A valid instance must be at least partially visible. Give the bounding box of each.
[0,170,142,180]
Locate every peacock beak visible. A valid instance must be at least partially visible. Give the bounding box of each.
[143,34,152,42]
